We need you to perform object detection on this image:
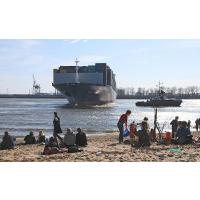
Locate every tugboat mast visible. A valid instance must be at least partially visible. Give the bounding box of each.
[157,81,163,93]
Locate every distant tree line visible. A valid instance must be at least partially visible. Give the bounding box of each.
[117,86,200,99]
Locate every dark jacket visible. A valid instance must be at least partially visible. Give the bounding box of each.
[53,117,62,134]
[135,130,150,147]
[176,127,192,144]
[24,135,36,144]
[170,119,178,132]
[76,132,87,146]
[0,135,14,150]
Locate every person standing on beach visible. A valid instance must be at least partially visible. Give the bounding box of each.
[170,116,179,138]
[187,120,191,130]
[195,118,200,132]
[117,110,131,144]
[53,112,63,146]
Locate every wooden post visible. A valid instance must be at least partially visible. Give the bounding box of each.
[154,107,158,132]
[154,107,162,140]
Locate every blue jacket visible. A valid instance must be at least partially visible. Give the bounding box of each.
[176,127,191,138]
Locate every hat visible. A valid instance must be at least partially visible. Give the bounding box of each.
[30,131,34,135]
[77,128,81,132]
[39,130,44,136]
[67,128,72,134]
[4,131,9,135]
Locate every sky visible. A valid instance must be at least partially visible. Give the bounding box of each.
[0,39,200,94]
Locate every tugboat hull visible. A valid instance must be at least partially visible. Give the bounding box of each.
[136,99,182,107]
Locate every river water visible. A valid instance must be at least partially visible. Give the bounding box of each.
[0,98,200,136]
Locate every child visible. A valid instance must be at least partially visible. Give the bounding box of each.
[129,121,137,146]
[149,129,157,143]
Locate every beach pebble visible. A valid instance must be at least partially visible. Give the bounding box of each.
[96,151,102,156]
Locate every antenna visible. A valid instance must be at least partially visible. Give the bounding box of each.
[156,81,164,92]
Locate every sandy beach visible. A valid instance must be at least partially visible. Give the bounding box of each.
[0,132,200,162]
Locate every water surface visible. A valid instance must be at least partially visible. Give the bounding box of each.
[0,98,200,136]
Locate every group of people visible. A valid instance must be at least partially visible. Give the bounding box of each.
[118,110,151,147]
[170,116,193,144]
[43,127,88,155]
[24,130,46,145]
[0,112,88,155]
[0,130,47,150]
[118,110,195,147]
[1,110,198,153]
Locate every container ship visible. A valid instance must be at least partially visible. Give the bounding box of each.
[52,61,117,105]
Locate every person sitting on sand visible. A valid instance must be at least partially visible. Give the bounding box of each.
[143,117,150,130]
[0,131,15,150]
[170,116,179,138]
[134,121,150,148]
[129,121,137,147]
[76,128,87,147]
[53,112,63,145]
[117,110,132,144]
[163,132,172,145]
[176,121,193,145]
[64,128,76,148]
[37,130,46,144]
[24,131,36,145]
[43,137,67,155]
[149,129,157,143]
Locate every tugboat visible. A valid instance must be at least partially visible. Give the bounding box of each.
[136,82,182,107]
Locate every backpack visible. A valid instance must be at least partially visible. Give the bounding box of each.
[68,146,83,153]
[123,128,129,137]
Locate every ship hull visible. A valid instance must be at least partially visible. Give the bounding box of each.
[53,83,117,105]
[136,99,182,107]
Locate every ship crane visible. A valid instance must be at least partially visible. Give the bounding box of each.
[32,75,41,94]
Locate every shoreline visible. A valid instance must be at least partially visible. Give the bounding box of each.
[1,95,200,100]
[0,131,118,139]
[0,132,200,162]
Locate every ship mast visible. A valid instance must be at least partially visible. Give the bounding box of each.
[75,58,80,83]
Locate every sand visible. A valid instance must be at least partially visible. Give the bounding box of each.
[0,132,200,162]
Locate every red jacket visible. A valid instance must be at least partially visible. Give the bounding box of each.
[118,114,128,127]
